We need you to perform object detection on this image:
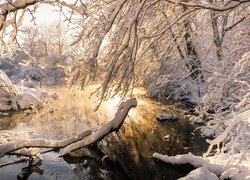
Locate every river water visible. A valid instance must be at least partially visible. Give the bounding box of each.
[0,86,208,180]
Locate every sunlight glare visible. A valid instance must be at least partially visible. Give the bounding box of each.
[103,96,121,117]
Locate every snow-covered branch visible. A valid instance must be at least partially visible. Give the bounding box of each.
[153,152,250,179]
[0,130,92,158]
[0,0,46,30]
[62,98,138,155]
[166,0,249,12]
[0,98,137,158]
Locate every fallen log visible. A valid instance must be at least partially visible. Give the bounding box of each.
[0,130,92,158]
[61,98,138,156]
[153,152,250,178]
[0,98,137,158]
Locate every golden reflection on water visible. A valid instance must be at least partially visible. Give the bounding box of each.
[0,85,208,180]
[0,86,144,139]
[0,85,189,141]
[0,84,203,153]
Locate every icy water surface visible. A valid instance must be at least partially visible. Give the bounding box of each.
[0,86,208,180]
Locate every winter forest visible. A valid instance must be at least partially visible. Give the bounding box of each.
[0,0,249,179]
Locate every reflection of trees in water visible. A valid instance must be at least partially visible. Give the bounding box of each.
[17,162,43,180]
[101,116,208,180]
[63,146,129,180]
[0,111,33,131]
[0,157,43,180]
[0,119,18,130]
[0,116,207,180]
[0,93,207,179]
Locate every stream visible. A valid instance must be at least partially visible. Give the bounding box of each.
[0,86,208,180]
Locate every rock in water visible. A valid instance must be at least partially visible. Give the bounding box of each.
[189,116,206,124]
[156,114,178,122]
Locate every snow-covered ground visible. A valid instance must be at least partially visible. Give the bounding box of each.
[154,110,250,180]
[0,70,57,112]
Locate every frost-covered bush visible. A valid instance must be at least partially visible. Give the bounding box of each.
[146,77,200,103]
[188,52,250,179]
[20,66,46,81]
[201,52,250,114]
[1,53,68,87]
[144,58,202,103]
[46,67,67,85]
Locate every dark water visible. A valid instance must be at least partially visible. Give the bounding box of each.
[0,87,208,180]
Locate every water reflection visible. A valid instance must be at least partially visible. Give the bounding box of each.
[17,162,44,180]
[0,87,208,179]
[98,102,207,179]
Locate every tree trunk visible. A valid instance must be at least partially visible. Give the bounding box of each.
[209,0,227,61]
[182,6,203,81]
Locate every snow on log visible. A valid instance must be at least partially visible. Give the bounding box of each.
[153,153,224,175]
[179,167,219,180]
[0,130,92,158]
[61,98,138,156]
[0,98,137,158]
[153,153,250,179]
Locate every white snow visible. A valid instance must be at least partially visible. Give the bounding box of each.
[178,167,218,180]
[0,70,58,111]
[16,92,44,110]
[189,116,205,124]
[153,109,250,180]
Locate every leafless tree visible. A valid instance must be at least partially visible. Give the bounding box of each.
[0,0,249,107]
[0,1,250,176]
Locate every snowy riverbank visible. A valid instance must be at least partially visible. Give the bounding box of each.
[0,70,57,113]
[154,109,250,179]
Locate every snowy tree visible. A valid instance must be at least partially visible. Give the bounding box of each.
[0,1,249,178]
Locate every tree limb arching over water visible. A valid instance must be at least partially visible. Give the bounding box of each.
[62,98,138,155]
[0,98,137,158]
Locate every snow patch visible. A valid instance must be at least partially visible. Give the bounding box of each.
[179,167,218,180]
[16,92,43,110]
[0,70,58,112]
